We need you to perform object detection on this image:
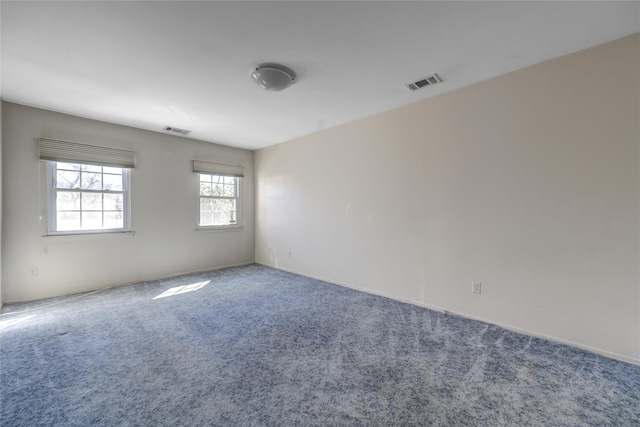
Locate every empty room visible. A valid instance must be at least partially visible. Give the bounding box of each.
[1,1,639,425]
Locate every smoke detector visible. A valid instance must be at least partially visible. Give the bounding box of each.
[406,73,443,91]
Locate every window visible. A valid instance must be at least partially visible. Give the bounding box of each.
[48,162,131,234]
[39,138,135,235]
[192,160,243,229]
[198,174,240,227]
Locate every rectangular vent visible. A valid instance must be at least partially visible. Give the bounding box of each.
[406,73,442,91]
[163,126,191,135]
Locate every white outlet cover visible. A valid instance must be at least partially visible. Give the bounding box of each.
[472,281,481,294]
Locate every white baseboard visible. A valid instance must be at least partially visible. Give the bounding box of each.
[257,261,640,367]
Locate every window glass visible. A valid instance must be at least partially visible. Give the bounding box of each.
[198,174,240,227]
[48,162,130,234]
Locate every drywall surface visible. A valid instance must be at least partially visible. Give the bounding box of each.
[2,103,255,302]
[0,100,3,307]
[255,34,640,363]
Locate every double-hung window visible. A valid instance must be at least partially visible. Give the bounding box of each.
[48,162,130,233]
[193,161,243,229]
[40,138,135,235]
[198,174,239,226]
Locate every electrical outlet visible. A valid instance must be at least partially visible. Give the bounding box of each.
[288,251,292,258]
[472,281,481,294]
[28,267,38,278]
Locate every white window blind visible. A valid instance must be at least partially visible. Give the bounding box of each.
[193,160,244,177]
[39,138,136,169]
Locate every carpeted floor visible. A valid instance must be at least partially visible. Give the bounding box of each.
[1,264,639,426]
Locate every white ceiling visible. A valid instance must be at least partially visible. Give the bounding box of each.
[1,1,639,151]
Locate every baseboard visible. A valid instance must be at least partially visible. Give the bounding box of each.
[257,261,640,367]
[2,260,255,305]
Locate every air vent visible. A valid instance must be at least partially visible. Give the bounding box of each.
[406,73,443,91]
[163,126,191,135]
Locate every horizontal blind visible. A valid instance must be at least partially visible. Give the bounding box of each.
[39,138,135,168]
[193,160,244,177]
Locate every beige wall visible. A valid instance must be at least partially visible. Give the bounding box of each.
[255,34,640,363]
[2,102,255,302]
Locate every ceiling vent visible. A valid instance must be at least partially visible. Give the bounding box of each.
[163,126,191,135]
[405,73,443,92]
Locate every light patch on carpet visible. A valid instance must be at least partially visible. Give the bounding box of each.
[152,280,210,300]
[0,315,36,330]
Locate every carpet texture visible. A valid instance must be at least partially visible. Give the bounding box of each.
[1,264,639,426]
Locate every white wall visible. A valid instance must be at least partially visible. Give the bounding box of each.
[255,34,640,364]
[0,100,3,307]
[2,102,254,302]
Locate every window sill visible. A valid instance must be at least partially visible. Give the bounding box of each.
[42,231,136,241]
[195,225,244,233]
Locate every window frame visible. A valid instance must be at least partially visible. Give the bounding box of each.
[46,161,132,236]
[196,173,242,231]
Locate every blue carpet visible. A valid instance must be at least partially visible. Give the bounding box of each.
[1,264,639,426]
